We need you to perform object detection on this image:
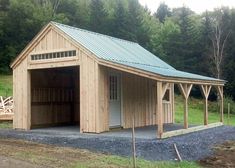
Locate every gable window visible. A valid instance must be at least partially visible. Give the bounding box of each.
[31,50,77,61]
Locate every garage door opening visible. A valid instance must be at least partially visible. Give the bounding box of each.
[30,66,80,129]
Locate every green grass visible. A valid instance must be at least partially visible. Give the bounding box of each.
[0,75,13,97]
[0,121,12,129]
[175,95,235,126]
[72,155,201,168]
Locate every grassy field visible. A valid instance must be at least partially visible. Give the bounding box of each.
[175,95,235,126]
[0,75,12,97]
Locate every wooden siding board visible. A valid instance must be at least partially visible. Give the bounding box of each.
[80,51,101,133]
[122,73,173,129]
[13,58,29,129]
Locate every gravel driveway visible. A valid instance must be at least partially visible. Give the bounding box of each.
[0,125,235,161]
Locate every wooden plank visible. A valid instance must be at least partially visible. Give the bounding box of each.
[157,81,163,138]
[162,83,170,99]
[184,98,188,129]
[0,114,13,121]
[220,86,224,123]
[215,86,224,123]
[178,84,186,98]
[122,73,168,129]
[95,62,99,133]
[27,70,31,129]
[204,98,208,125]
[161,122,223,139]
[171,83,175,123]
[28,59,79,70]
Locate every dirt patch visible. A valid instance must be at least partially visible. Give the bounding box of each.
[0,155,41,168]
[199,141,235,168]
[0,138,105,168]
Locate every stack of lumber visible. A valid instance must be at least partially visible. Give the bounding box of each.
[0,96,14,120]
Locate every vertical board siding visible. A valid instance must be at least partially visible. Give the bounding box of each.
[13,26,78,130]
[122,73,173,129]
[80,60,109,133]
[98,66,109,132]
[80,52,100,133]
[13,58,30,130]
[32,28,75,53]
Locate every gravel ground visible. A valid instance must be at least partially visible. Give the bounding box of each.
[0,125,235,161]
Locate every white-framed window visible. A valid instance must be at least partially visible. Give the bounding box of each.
[109,75,119,101]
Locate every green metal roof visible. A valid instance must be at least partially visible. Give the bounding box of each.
[52,22,223,82]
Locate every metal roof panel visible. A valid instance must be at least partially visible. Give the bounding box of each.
[52,22,223,82]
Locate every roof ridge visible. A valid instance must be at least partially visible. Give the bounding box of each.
[51,21,138,45]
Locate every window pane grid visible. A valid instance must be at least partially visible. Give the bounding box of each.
[110,75,119,101]
[31,50,77,61]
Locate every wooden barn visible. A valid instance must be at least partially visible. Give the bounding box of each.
[11,22,225,138]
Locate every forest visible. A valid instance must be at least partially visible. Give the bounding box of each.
[0,0,235,99]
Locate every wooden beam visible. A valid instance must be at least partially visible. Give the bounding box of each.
[157,81,163,138]
[215,86,223,122]
[161,122,223,139]
[177,83,193,129]
[184,98,188,129]
[171,83,175,123]
[178,84,186,99]
[162,82,170,99]
[216,86,224,123]
[27,70,31,130]
[200,85,212,125]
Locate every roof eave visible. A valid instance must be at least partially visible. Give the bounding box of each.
[98,59,225,86]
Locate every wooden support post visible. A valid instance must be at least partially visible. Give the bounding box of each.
[204,98,208,125]
[221,93,224,123]
[178,83,193,129]
[216,86,224,123]
[228,103,230,125]
[200,85,212,125]
[157,81,163,138]
[171,83,175,123]
[132,111,136,168]
[184,98,188,128]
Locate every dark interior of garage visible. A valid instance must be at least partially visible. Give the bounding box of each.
[30,66,80,128]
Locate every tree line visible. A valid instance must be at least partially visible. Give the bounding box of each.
[0,0,235,99]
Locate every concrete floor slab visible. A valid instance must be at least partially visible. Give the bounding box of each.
[31,124,190,139]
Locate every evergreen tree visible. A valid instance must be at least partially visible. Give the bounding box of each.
[89,0,107,33]
[172,7,200,72]
[126,0,142,41]
[112,0,129,40]
[154,2,171,23]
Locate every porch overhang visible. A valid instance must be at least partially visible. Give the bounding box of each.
[99,59,225,139]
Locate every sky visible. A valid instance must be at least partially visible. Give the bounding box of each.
[139,0,235,14]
